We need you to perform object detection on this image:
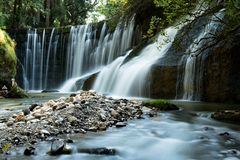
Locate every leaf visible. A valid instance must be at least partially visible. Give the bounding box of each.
[2,143,12,153]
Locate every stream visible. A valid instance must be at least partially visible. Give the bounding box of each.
[0,94,240,160]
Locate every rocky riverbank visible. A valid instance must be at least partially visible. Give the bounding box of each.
[0,91,145,154]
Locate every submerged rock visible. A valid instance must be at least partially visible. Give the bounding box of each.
[24,145,35,155]
[42,89,59,93]
[49,139,66,155]
[78,147,116,155]
[116,122,127,128]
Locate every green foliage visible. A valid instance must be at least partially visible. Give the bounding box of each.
[143,99,179,111]
[1,143,12,153]
[145,16,162,38]
[224,0,240,31]
[0,0,95,29]
[145,0,193,38]
[97,0,127,19]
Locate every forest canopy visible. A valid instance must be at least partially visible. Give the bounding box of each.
[0,0,96,29]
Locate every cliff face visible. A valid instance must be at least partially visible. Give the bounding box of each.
[203,29,240,103]
[149,11,240,103]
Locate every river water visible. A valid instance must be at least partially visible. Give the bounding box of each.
[0,94,240,160]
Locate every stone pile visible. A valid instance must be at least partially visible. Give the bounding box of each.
[0,91,143,147]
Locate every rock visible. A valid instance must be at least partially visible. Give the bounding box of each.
[6,121,14,126]
[67,116,78,125]
[41,129,50,136]
[12,114,17,118]
[32,113,45,119]
[29,104,38,111]
[88,126,98,132]
[143,100,179,111]
[98,122,107,131]
[99,113,107,121]
[78,147,116,155]
[15,112,25,122]
[111,109,119,118]
[42,89,59,93]
[13,136,20,145]
[24,146,35,155]
[22,108,30,115]
[50,139,65,155]
[219,132,230,136]
[0,123,7,130]
[212,110,240,123]
[49,139,72,155]
[147,110,157,117]
[70,93,77,97]
[116,122,127,128]
[29,119,40,123]
[25,115,35,121]
[66,139,74,143]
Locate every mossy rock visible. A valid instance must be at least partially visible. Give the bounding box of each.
[143,99,179,111]
[7,85,28,98]
[0,29,17,87]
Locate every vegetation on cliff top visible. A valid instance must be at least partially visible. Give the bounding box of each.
[0,0,96,29]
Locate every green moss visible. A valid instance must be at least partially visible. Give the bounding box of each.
[0,29,17,86]
[143,99,179,111]
[7,85,28,98]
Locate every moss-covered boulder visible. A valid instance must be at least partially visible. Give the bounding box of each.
[0,29,17,87]
[7,85,28,98]
[142,99,179,111]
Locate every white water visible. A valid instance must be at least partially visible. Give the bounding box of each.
[65,17,135,79]
[60,70,100,92]
[93,26,180,97]
[60,17,136,91]
[183,9,225,100]
[24,28,60,90]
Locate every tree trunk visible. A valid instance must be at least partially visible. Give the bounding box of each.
[45,0,50,27]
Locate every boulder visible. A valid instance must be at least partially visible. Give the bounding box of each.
[78,147,116,155]
[24,146,35,155]
[211,110,240,123]
[0,29,17,88]
[48,140,72,155]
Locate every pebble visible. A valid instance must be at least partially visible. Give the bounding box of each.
[116,122,127,128]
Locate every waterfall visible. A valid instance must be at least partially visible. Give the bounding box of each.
[24,28,59,90]
[59,17,136,91]
[44,28,56,89]
[65,17,135,79]
[182,9,225,100]
[93,26,181,97]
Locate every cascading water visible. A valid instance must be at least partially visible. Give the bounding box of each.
[182,9,225,100]
[65,17,135,79]
[24,28,59,90]
[60,17,136,92]
[93,26,181,97]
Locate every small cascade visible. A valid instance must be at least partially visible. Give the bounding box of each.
[24,28,59,90]
[93,26,181,97]
[182,9,225,100]
[65,17,135,79]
